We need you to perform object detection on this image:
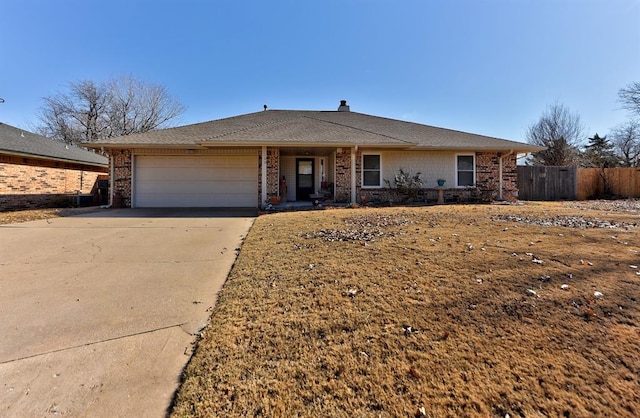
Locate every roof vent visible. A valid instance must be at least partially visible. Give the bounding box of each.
[337,100,350,112]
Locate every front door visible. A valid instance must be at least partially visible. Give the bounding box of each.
[296,158,314,200]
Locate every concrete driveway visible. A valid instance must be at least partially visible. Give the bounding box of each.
[0,208,256,417]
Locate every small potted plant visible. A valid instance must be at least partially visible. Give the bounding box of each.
[437,179,446,187]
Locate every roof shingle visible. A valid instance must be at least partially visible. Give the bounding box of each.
[0,122,108,167]
[89,108,543,152]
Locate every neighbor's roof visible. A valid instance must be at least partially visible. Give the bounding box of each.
[88,108,544,153]
[0,122,108,167]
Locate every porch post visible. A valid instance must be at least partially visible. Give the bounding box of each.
[261,146,267,207]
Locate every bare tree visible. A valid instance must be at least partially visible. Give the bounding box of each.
[105,75,186,137]
[619,81,640,117]
[611,119,640,167]
[38,80,109,144]
[38,75,186,145]
[526,103,584,166]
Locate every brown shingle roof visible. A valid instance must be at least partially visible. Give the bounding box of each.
[89,108,543,152]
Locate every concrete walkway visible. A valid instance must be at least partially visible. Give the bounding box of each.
[0,208,256,417]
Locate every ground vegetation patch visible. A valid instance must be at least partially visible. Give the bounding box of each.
[136,202,640,416]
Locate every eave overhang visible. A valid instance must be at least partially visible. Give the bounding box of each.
[0,148,109,169]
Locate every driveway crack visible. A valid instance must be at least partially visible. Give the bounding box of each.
[0,322,189,365]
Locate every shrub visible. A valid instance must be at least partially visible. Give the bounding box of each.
[384,169,424,202]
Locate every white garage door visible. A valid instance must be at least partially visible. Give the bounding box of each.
[134,155,258,207]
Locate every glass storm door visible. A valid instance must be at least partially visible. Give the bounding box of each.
[296,158,314,200]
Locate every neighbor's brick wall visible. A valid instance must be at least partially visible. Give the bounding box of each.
[0,155,106,211]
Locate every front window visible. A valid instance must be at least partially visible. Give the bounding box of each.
[457,155,475,187]
[362,154,381,187]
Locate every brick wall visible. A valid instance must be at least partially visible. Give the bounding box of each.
[334,148,352,202]
[258,149,263,205]
[502,154,518,200]
[266,147,279,199]
[0,155,107,211]
[113,149,132,207]
[476,152,518,202]
[257,147,280,205]
[358,187,480,204]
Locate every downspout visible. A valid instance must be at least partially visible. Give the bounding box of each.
[261,146,267,207]
[351,145,358,203]
[499,150,514,200]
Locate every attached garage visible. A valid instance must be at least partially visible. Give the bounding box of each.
[133,154,258,207]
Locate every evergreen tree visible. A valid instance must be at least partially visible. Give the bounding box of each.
[583,133,617,168]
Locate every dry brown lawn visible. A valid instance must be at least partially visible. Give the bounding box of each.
[175,202,633,417]
[4,203,637,416]
[0,207,100,225]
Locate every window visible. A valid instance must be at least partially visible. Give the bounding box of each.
[456,155,475,187]
[362,154,381,187]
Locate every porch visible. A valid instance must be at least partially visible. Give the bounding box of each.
[263,146,345,206]
[261,146,506,208]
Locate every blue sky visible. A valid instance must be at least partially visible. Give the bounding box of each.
[1,0,638,144]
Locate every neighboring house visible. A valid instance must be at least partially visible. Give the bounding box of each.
[89,101,543,208]
[0,122,109,211]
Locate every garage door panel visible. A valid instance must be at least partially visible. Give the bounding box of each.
[137,168,219,182]
[210,168,256,181]
[212,181,255,193]
[134,155,257,207]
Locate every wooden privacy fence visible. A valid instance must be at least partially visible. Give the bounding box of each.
[517,166,577,200]
[577,167,640,200]
[518,166,640,200]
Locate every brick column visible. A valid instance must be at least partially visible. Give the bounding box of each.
[334,148,352,203]
[113,149,132,207]
[502,154,518,201]
[267,147,279,199]
[476,152,519,202]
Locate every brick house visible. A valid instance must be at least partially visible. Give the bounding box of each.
[88,101,543,208]
[0,122,108,211]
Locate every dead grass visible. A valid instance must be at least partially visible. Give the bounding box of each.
[0,207,104,225]
[172,201,640,417]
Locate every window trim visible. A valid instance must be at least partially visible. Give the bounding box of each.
[361,153,382,188]
[455,153,476,188]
